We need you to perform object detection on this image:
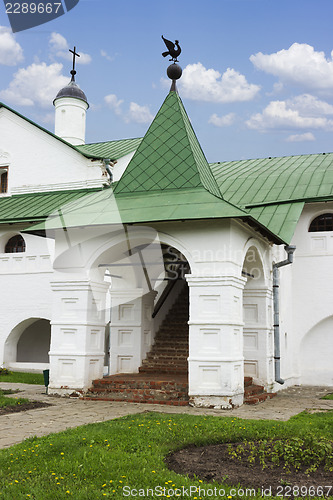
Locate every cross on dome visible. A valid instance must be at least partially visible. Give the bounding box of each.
[69,46,80,81]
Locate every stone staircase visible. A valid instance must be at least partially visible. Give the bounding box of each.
[84,284,276,406]
[84,285,190,405]
[244,376,277,404]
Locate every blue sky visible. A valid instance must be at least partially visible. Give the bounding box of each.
[1,0,333,162]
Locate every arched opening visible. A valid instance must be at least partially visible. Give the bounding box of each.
[4,318,51,370]
[17,319,51,363]
[5,234,26,253]
[89,231,191,402]
[300,316,333,386]
[309,213,333,232]
[242,245,273,386]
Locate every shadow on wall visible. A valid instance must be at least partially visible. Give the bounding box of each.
[300,315,333,386]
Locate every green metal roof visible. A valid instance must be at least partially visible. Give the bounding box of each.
[247,202,305,243]
[77,138,142,161]
[26,187,249,231]
[114,91,222,198]
[210,152,333,207]
[0,188,103,224]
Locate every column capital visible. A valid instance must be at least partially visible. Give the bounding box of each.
[186,274,247,288]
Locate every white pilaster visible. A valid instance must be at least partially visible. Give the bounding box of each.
[243,288,274,387]
[48,280,109,395]
[109,289,157,374]
[187,275,246,409]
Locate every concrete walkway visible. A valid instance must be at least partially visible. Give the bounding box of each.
[0,383,332,449]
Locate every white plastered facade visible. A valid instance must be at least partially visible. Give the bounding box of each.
[0,100,332,406]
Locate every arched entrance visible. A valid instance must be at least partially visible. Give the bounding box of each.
[88,233,191,404]
[242,245,273,387]
[4,318,51,371]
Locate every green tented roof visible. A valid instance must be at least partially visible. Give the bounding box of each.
[210,153,333,207]
[114,91,221,198]
[77,138,142,161]
[0,188,103,224]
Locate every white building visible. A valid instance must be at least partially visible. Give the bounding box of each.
[0,64,332,408]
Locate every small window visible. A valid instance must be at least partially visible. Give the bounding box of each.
[5,235,26,253]
[309,213,333,232]
[0,169,8,193]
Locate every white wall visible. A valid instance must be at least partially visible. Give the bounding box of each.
[0,107,105,194]
[280,202,333,386]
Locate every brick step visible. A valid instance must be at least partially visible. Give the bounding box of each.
[142,354,188,361]
[244,392,277,405]
[143,361,187,367]
[139,366,188,374]
[244,376,253,387]
[88,372,189,406]
[92,380,188,391]
[88,388,188,400]
[151,341,188,347]
[244,384,265,397]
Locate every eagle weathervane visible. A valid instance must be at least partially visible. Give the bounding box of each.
[161,36,181,62]
[162,36,182,86]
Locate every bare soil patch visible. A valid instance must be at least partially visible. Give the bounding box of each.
[166,443,333,496]
[0,401,51,415]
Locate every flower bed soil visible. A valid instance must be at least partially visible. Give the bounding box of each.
[166,443,333,496]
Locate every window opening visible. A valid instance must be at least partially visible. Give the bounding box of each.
[5,235,26,253]
[309,213,333,232]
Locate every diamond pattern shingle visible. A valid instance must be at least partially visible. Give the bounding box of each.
[114,91,222,197]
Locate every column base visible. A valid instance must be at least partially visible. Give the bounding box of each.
[189,393,244,409]
[48,386,84,397]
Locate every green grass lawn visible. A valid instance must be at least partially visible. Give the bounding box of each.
[0,371,44,385]
[0,410,332,499]
[0,389,29,408]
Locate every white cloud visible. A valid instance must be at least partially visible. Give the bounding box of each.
[104,95,152,124]
[0,63,68,107]
[49,33,92,64]
[0,26,23,66]
[287,94,333,116]
[104,94,123,115]
[209,113,236,127]
[246,99,333,132]
[125,102,153,124]
[286,132,315,142]
[178,63,260,103]
[104,94,154,123]
[250,43,333,92]
[101,50,114,62]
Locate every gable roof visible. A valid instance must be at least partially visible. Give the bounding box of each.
[114,90,222,198]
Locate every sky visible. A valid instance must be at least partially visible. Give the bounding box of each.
[1,0,333,162]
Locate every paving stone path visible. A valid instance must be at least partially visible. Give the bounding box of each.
[0,383,332,449]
